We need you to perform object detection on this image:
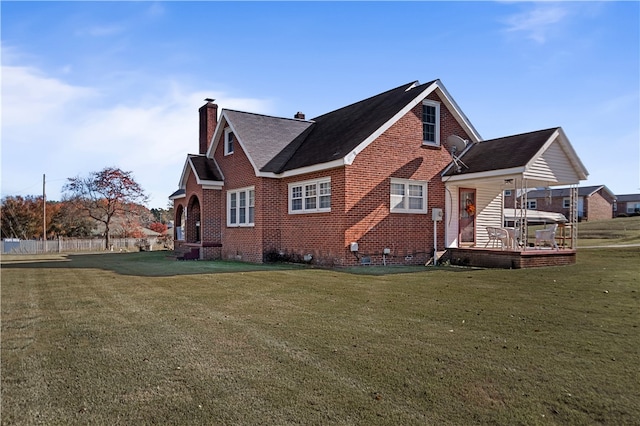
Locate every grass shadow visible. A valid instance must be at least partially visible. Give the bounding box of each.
[0,251,305,277]
[1,250,478,277]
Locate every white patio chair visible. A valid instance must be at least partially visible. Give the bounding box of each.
[485,227,509,249]
[535,224,559,249]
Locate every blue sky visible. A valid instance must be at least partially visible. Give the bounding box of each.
[2,1,639,209]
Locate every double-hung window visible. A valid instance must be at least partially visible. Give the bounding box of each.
[563,198,571,209]
[390,178,428,213]
[289,178,331,213]
[227,187,255,226]
[422,100,440,146]
[224,128,235,155]
[527,200,537,210]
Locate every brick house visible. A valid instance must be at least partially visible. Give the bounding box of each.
[614,194,640,216]
[171,80,588,266]
[504,185,616,221]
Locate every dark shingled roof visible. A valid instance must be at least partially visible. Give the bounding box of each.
[616,193,640,202]
[526,185,611,199]
[189,155,223,181]
[169,188,185,199]
[444,128,559,176]
[262,80,436,173]
[224,110,313,170]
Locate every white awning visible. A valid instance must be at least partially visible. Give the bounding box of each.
[503,208,567,224]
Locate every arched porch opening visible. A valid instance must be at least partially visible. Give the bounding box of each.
[186,195,201,243]
[174,204,185,241]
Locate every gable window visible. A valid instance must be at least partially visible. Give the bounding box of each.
[289,178,331,213]
[227,187,255,226]
[390,178,428,213]
[224,128,235,155]
[527,200,537,209]
[563,198,571,209]
[422,100,440,146]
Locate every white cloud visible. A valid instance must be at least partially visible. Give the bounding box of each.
[1,64,272,208]
[503,4,569,43]
[2,65,97,126]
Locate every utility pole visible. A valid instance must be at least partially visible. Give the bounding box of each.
[43,174,46,242]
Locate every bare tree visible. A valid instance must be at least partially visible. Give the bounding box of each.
[63,167,148,249]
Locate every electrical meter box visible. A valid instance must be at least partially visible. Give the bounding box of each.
[432,208,443,221]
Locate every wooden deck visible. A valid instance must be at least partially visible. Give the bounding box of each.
[446,247,576,269]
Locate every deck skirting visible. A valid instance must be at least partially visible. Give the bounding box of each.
[447,248,576,269]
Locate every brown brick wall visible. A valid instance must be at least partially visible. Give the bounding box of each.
[341,92,471,266]
[518,190,614,221]
[213,126,264,262]
[274,168,347,266]
[584,192,614,221]
[186,91,472,265]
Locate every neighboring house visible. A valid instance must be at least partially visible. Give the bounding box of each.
[504,185,616,221]
[614,194,640,216]
[171,79,588,266]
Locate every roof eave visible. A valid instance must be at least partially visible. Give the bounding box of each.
[169,190,186,200]
[257,158,345,179]
[444,167,526,182]
[199,181,224,190]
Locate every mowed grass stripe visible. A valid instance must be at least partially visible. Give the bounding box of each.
[2,246,639,424]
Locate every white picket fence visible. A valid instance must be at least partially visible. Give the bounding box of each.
[1,237,161,255]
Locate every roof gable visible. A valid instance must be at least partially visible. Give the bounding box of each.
[262,80,480,175]
[447,128,557,175]
[214,110,314,173]
[176,154,224,191]
[443,127,588,186]
[263,81,430,173]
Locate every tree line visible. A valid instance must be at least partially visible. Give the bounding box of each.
[1,167,173,248]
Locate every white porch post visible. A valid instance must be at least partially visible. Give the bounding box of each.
[570,185,578,249]
[519,178,529,250]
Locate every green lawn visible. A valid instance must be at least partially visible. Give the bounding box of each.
[577,216,640,246]
[2,246,639,424]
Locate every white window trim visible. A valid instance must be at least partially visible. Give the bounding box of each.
[527,200,538,210]
[422,100,440,147]
[227,186,255,227]
[288,178,331,214]
[390,178,428,214]
[563,198,571,209]
[627,203,640,213]
[504,190,512,197]
[224,127,234,156]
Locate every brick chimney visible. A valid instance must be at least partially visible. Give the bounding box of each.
[199,98,218,155]
[294,111,305,120]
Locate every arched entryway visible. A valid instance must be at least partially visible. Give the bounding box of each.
[186,195,201,243]
[174,204,185,241]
